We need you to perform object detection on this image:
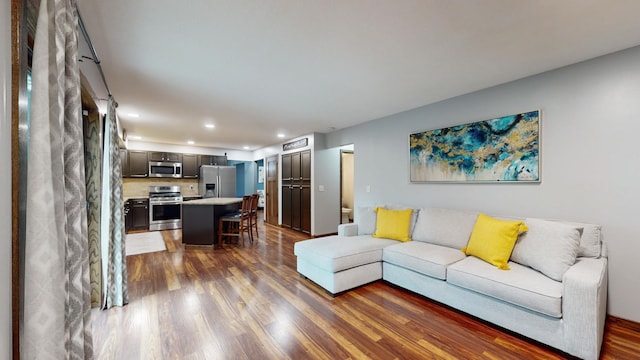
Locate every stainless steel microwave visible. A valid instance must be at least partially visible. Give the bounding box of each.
[149,161,182,178]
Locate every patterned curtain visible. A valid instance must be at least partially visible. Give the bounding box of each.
[100,96,128,308]
[23,0,93,358]
[83,111,102,307]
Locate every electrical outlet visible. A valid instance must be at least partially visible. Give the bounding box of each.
[366,185,371,193]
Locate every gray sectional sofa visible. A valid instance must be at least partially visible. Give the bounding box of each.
[294,207,608,360]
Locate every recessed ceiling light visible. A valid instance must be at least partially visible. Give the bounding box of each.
[128,113,140,118]
[129,135,142,140]
[205,124,215,129]
[243,146,250,150]
[277,133,285,138]
[187,140,195,145]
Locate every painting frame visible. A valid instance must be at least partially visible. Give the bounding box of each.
[409,110,540,183]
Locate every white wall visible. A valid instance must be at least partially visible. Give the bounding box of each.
[1,0,12,356]
[325,45,640,323]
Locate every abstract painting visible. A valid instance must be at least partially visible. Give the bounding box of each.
[410,110,540,182]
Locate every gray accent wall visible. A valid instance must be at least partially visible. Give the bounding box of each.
[1,0,12,356]
[325,45,640,323]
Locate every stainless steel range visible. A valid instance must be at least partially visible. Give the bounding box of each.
[148,185,182,231]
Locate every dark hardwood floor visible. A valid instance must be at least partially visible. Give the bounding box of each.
[93,213,640,359]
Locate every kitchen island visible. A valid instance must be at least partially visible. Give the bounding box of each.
[181,197,243,247]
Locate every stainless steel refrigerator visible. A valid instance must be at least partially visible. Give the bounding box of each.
[199,165,236,198]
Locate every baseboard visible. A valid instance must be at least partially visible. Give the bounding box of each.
[607,315,640,332]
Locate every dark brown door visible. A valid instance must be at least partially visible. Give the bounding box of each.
[291,185,301,230]
[281,153,293,228]
[301,185,311,233]
[282,185,292,228]
[282,150,311,233]
[281,153,292,181]
[212,155,227,166]
[131,199,149,230]
[300,150,311,233]
[199,155,213,166]
[182,154,198,178]
[120,149,129,177]
[291,152,301,181]
[128,150,148,177]
[266,155,279,226]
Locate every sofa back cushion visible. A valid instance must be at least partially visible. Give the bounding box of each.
[510,218,581,280]
[562,220,602,258]
[487,216,602,259]
[356,206,378,235]
[412,208,479,249]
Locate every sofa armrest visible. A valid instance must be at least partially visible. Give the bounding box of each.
[562,257,608,360]
[338,223,358,237]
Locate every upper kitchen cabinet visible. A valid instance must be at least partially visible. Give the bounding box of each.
[149,151,182,162]
[128,150,149,177]
[182,154,199,178]
[199,155,227,166]
[120,149,130,177]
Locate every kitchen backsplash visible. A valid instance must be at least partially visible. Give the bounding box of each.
[123,178,200,198]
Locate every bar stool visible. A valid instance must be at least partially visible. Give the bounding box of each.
[218,195,252,247]
[249,193,259,242]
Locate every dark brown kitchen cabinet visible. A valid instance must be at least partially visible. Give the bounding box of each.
[281,150,311,233]
[182,154,199,178]
[120,149,129,177]
[149,151,182,162]
[199,155,227,166]
[127,150,149,177]
[125,198,149,232]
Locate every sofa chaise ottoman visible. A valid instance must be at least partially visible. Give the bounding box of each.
[294,234,397,294]
[294,206,608,360]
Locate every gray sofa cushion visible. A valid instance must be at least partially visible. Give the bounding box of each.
[412,208,479,249]
[447,256,563,318]
[563,220,602,258]
[294,235,397,272]
[382,242,466,280]
[356,206,378,235]
[511,218,581,281]
[496,216,602,259]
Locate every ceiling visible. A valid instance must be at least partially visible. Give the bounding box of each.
[76,1,640,151]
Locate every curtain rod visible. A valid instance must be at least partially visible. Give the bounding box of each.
[76,4,112,97]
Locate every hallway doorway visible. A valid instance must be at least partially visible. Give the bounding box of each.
[340,146,354,224]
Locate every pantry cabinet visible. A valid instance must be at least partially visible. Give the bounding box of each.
[281,150,311,233]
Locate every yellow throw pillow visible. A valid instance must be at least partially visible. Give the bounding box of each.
[462,213,528,270]
[372,207,413,242]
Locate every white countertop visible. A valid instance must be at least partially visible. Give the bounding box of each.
[182,197,243,206]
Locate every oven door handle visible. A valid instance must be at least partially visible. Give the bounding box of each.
[150,200,183,206]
